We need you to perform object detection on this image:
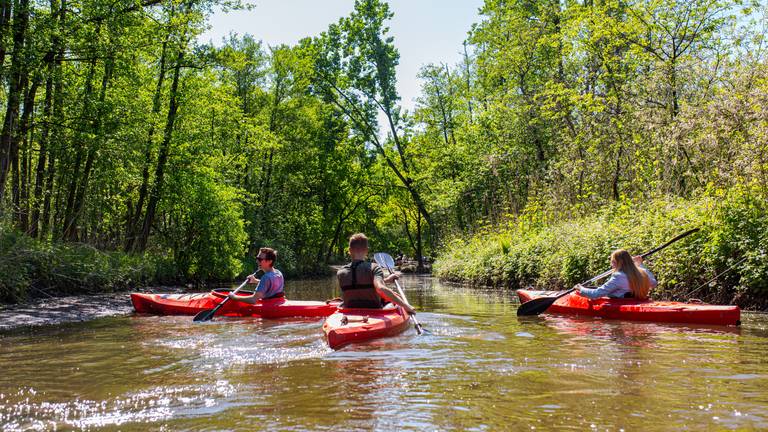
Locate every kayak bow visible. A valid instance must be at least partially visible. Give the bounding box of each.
[323,305,411,349]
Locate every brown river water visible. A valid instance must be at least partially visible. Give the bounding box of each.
[1,275,767,431]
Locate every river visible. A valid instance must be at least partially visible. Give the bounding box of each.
[1,275,767,431]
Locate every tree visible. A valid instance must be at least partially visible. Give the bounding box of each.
[309,0,434,269]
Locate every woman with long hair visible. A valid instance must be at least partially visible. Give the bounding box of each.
[575,249,657,300]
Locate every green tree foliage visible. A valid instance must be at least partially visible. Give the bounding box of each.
[426,0,768,300]
[414,0,767,220]
[0,0,420,298]
[0,0,766,304]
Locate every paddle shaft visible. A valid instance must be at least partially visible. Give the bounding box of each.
[393,278,423,335]
[380,263,423,335]
[213,277,250,311]
[579,228,700,287]
[516,228,700,316]
[193,275,252,322]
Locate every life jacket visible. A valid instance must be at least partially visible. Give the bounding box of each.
[338,260,383,309]
[263,291,285,300]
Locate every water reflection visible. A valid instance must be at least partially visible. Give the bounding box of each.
[0,275,767,431]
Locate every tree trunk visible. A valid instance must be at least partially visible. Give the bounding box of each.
[0,0,30,206]
[15,75,39,231]
[670,54,679,120]
[462,40,473,121]
[42,15,66,237]
[434,75,450,146]
[31,75,52,237]
[10,74,28,226]
[68,49,115,241]
[126,18,172,251]
[136,44,185,252]
[612,144,622,201]
[443,63,457,146]
[62,52,98,240]
[0,0,12,85]
[325,215,345,264]
[258,72,285,233]
[415,211,424,272]
[32,0,63,238]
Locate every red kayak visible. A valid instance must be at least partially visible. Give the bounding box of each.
[516,289,741,326]
[131,289,341,319]
[323,305,411,349]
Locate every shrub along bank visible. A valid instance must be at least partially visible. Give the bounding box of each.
[0,227,181,303]
[0,225,335,304]
[434,189,768,309]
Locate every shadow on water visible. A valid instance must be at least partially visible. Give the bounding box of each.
[0,294,134,331]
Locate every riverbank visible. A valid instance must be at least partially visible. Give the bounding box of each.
[0,226,187,303]
[0,293,134,330]
[0,224,343,304]
[434,189,768,310]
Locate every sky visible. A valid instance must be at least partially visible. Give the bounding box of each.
[198,0,485,113]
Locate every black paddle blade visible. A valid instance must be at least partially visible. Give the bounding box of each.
[414,322,432,335]
[516,296,559,316]
[193,308,216,322]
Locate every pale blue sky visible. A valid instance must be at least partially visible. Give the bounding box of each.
[199,0,484,113]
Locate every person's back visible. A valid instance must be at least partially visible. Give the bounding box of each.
[337,260,384,308]
[335,233,415,314]
[577,249,658,300]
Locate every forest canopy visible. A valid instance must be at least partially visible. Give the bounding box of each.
[0,0,766,303]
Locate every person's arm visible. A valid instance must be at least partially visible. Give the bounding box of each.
[228,275,267,304]
[576,274,625,299]
[374,278,416,314]
[230,290,264,304]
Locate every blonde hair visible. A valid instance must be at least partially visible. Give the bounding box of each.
[611,249,651,300]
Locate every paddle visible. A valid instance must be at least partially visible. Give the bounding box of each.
[374,252,426,335]
[193,269,264,322]
[516,228,700,316]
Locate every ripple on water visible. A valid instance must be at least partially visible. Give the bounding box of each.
[3,278,768,431]
[144,318,333,370]
[0,381,243,431]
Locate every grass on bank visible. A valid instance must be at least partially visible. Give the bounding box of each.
[0,229,181,303]
[434,188,768,308]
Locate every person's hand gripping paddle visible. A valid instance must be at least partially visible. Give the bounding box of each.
[193,269,264,322]
[374,252,427,335]
[516,229,699,316]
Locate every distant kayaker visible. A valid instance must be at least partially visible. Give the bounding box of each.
[228,247,285,303]
[575,249,657,300]
[337,233,415,313]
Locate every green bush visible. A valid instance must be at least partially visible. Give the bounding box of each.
[159,166,248,282]
[0,225,171,303]
[434,188,768,307]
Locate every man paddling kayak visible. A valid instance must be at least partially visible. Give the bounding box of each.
[337,233,415,313]
[575,249,657,300]
[227,247,285,304]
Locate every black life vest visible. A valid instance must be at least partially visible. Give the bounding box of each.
[264,291,285,300]
[338,260,383,309]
